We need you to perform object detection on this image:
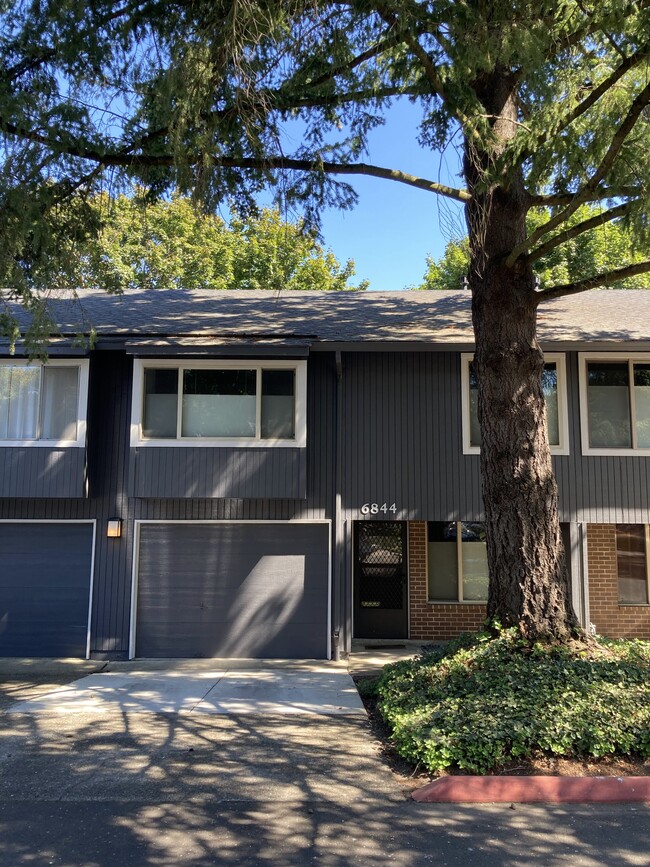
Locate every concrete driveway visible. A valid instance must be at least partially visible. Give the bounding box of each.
[0,658,398,809]
[6,659,366,715]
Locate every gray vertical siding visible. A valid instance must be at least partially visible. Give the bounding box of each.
[2,346,650,658]
[0,352,133,656]
[554,352,650,523]
[0,447,85,498]
[340,351,483,521]
[130,446,306,499]
[0,351,337,656]
[340,349,650,525]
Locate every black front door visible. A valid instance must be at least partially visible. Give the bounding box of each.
[353,521,408,639]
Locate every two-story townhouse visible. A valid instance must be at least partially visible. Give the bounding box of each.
[1,288,649,659]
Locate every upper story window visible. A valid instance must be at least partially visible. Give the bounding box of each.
[461,353,569,455]
[131,359,307,447]
[579,354,650,454]
[0,359,89,447]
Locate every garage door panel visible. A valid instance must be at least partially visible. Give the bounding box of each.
[137,621,325,660]
[0,523,93,658]
[1,588,89,619]
[0,622,89,658]
[136,523,329,658]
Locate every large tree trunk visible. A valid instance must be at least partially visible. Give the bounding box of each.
[464,70,580,642]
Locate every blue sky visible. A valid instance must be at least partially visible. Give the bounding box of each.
[300,100,466,291]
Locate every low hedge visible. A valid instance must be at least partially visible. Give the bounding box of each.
[376,630,650,774]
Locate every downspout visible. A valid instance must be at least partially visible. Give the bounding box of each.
[332,350,344,660]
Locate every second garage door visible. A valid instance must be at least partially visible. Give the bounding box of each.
[0,522,94,657]
[134,522,330,658]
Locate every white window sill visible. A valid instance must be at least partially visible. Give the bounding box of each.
[583,448,650,457]
[0,440,85,448]
[462,445,570,456]
[132,438,303,449]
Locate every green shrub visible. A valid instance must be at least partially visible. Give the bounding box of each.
[355,675,381,699]
[376,629,650,774]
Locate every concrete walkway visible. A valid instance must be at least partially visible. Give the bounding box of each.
[6,660,365,716]
[0,658,401,810]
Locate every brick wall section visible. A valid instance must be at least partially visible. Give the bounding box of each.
[587,524,650,640]
[408,521,486,640]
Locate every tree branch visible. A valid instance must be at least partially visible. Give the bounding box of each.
[536,260,650,302]
[507,77,650,266]
[529,185,643,206]
[373,8,445,99]
[0,119,471,202]
[288,86,423,107]
[560,0,650,51]
[522,44,650,161]
[306,32,403,89]
[524,201,635,265]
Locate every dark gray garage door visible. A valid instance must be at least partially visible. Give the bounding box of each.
[0,523,94,657]
[135,522,330,658]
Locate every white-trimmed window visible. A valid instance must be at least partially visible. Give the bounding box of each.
[0,359,88,447]
[580,354,650,455]
[461,353,569,455]
[428,521,488,603]
[131,359,307,447]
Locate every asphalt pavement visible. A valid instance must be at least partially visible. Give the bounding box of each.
[0,658,648,865]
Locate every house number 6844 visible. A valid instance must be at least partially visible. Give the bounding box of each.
[360,502,397,515]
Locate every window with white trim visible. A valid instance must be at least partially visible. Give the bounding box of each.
[580,355,650,454]
[427,521,488,602]
[461,353,569,455]
[0,360,88,446]
[131,359,307,447]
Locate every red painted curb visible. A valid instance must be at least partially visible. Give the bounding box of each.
[411,776,650,804]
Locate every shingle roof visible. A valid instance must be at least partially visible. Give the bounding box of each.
[9,287,650,346]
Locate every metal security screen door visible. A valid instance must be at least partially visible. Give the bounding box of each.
[353,521,407,639]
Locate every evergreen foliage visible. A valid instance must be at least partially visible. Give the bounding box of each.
[4,1,650,639]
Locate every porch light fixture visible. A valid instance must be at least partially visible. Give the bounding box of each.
[107,518,122,538]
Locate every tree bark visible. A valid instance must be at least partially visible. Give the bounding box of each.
[464,70,580,642]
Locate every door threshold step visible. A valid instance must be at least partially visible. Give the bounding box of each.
[364,644,407,650]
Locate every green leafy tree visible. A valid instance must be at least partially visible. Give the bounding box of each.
[417,238,471,292]
[3,1,650,641]
[47,193,364,292]
[418,208,650,291]
[229,209,363,292]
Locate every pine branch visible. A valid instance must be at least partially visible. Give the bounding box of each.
[522,44,650,161]
[529,186,643,206]
[561,0,650,50]
[0,118,471,202]
[288,86,423,107]
[373,8,446,100]
[306,33,404,89]
[507,77,650,266]
[536,260,650,302]
[524,201,635,265]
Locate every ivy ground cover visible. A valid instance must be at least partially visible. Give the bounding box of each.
[376,630,650,775]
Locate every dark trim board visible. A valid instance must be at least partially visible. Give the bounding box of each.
[130,520,332,659]
[0,520,96,658]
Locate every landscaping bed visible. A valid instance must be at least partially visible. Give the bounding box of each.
[358,629,650,777]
